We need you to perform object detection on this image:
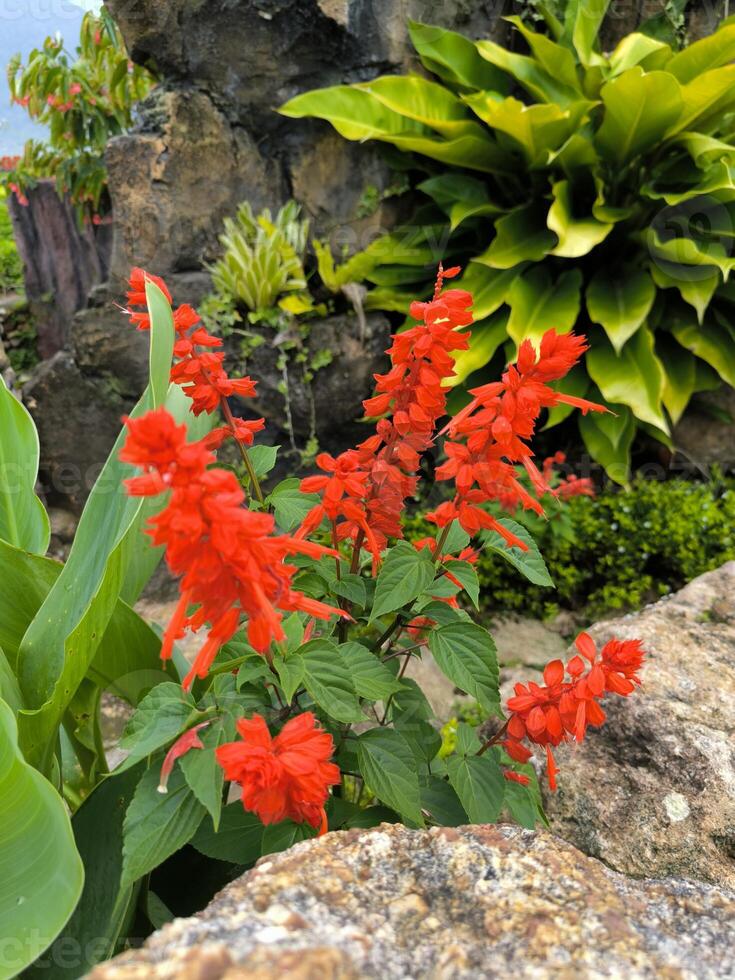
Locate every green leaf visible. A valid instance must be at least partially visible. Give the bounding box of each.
[119,683,199,768]
[506,266,582,348]
[459,262,524,319]
[505,16,582,91]
[418,173,502,230]
[447,751,505,823]
[298,639,364,723]
[0,645,22,712]
[28,763,145,978]
[419,774,468,827]
[261,820,317,856]
[448,310,510,387]
[547,180,613,258]
[370,540,435,622]
[543,365,590,430]
[428,623,499,714]
[476,40,581,106]
[564,0,610,66]
[356,74,479,138]
[0,699,84,979]
[667,22,735,83]
[650,264,719,325]
[247,444,279,479]
[579,402,636,484]
[480,519,554,587]
[356,728,424,826]
[268,478,318,532]
[0,376,49,554]
[587,327,668,431]
[15,279,179,773]
[480,203,557,269]
[146,279,175,406]
[607,32,673,76]
[670,66,735,135]
[339,641,404,701]
[0,540,59,668]
[503,779,541,829]
[671,311,735,388]
[329,573,367,607]
[273,650,304,703]
[122,762,205,888]
[192,802,263,865]
[658,333,720,425]
[586,269,656,352]
[408,20,510,93]
[443,559,480,608]
[180,723,226,830]
[595,68,683,164]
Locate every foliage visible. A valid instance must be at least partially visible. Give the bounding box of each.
[407,472,735,620]
[0,265,648,972]
[2,10,154,217]
[0,194,23,294]
[279,3,735,481]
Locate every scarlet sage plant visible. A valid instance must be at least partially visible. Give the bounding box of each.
[114,263,645,846]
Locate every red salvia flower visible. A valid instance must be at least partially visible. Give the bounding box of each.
[158,722,209,793]
[216,712,340,832]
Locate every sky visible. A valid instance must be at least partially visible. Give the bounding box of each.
[0,1,103,155]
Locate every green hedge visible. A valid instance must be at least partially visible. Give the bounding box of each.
[409,477,735,620]
[0,200,23,294]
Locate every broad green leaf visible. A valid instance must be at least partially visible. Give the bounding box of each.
[429,622,499,714]
[0,699,84,979]
[119,683,199,768]
[506,266,582,348]
[356,74,479,138]
[671,313,735,387]
[481,202,557,269]
[667,23,735,83]
[586,269,656,351]
[328,573,367,607]
[180,723,226,830]
[146,278,175,406]
[449,310,510,387]
[460,262,523,319]
[547,179,613,257]
[408,20,510,93]
[579,402,636,484]
[587,327,669,431]
[339,641,404,702]
[121,762,205,887]
[16,280,178,773]
[607,33,673,76]
[356,728,424,826]
[273,649,305,703]
[563,0,610,66]
[268,478,319,532]
[418,173,502,230]
[0,540,59,668]
[192,803,263,865]
[28,763,145,978]
[668,66,735,135]
[503,779,541,829]
[298,639,364,723]
[480,518,554,587]
[658,333,720,425]
[0,377,49,554]
[370,539,435,622]
[595,68,683,164]
[0,645,22,712]
[261,820,317,856]
[443,559,480,608]
[650,264,719,324]
[447,752,505,823]
[505,16,581,91]
[419,774,468,827]
[476,40,581,106]
[247,444,279,479]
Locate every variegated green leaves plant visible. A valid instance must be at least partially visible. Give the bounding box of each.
[280,1,735,481]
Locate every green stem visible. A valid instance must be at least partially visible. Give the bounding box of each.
[221,398,265,505]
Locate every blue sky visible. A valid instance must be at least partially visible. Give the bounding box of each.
[0,1,103,155]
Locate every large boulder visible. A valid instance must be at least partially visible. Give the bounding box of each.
[88,824,734,979]
[543,561,735,889]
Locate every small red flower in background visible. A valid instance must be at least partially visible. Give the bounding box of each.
[158,721,209,793]
[216,713,340,832]
[504,632,645,790]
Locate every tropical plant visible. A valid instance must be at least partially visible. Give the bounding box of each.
[280,2,735,480]
[3,10,154,217]
[0,265,645,975]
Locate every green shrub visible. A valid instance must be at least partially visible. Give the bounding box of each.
[0,199,23,294]
[280,3,735,483]
[407,476,735,620]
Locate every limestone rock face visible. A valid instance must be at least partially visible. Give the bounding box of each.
[543,561,735,890]
[88,824,735,980]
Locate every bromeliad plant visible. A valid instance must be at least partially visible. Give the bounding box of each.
[3,10,154,219]
[0,264,645,976]
[280,2,735,481]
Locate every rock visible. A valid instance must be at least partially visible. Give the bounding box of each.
[244,310,390,438]
[88,823,735,979]
[543,561,735,889]
[23,351,128,512]
[673,385,735,473]
[7,180,111,358]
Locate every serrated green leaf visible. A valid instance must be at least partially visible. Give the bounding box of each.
[419,774,468,826]
[181,724,226,830]
[357,728,424,826]
[268,479,318,532]
[370,540,435,622]
[428,623,499,714]
[480,519,554,587]
[119,683,199,768]
[298,639,364,723]
[443,559,480,608]
[261,820,317,856]
[192,802,264,865]
[247,444,279,479]
[447,751,505,823]
[339,642,403,701]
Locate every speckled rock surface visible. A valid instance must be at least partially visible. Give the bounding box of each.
[88,824,734,980]
[543,561,735,889]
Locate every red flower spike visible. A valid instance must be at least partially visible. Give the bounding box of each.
[216,712,340,831]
